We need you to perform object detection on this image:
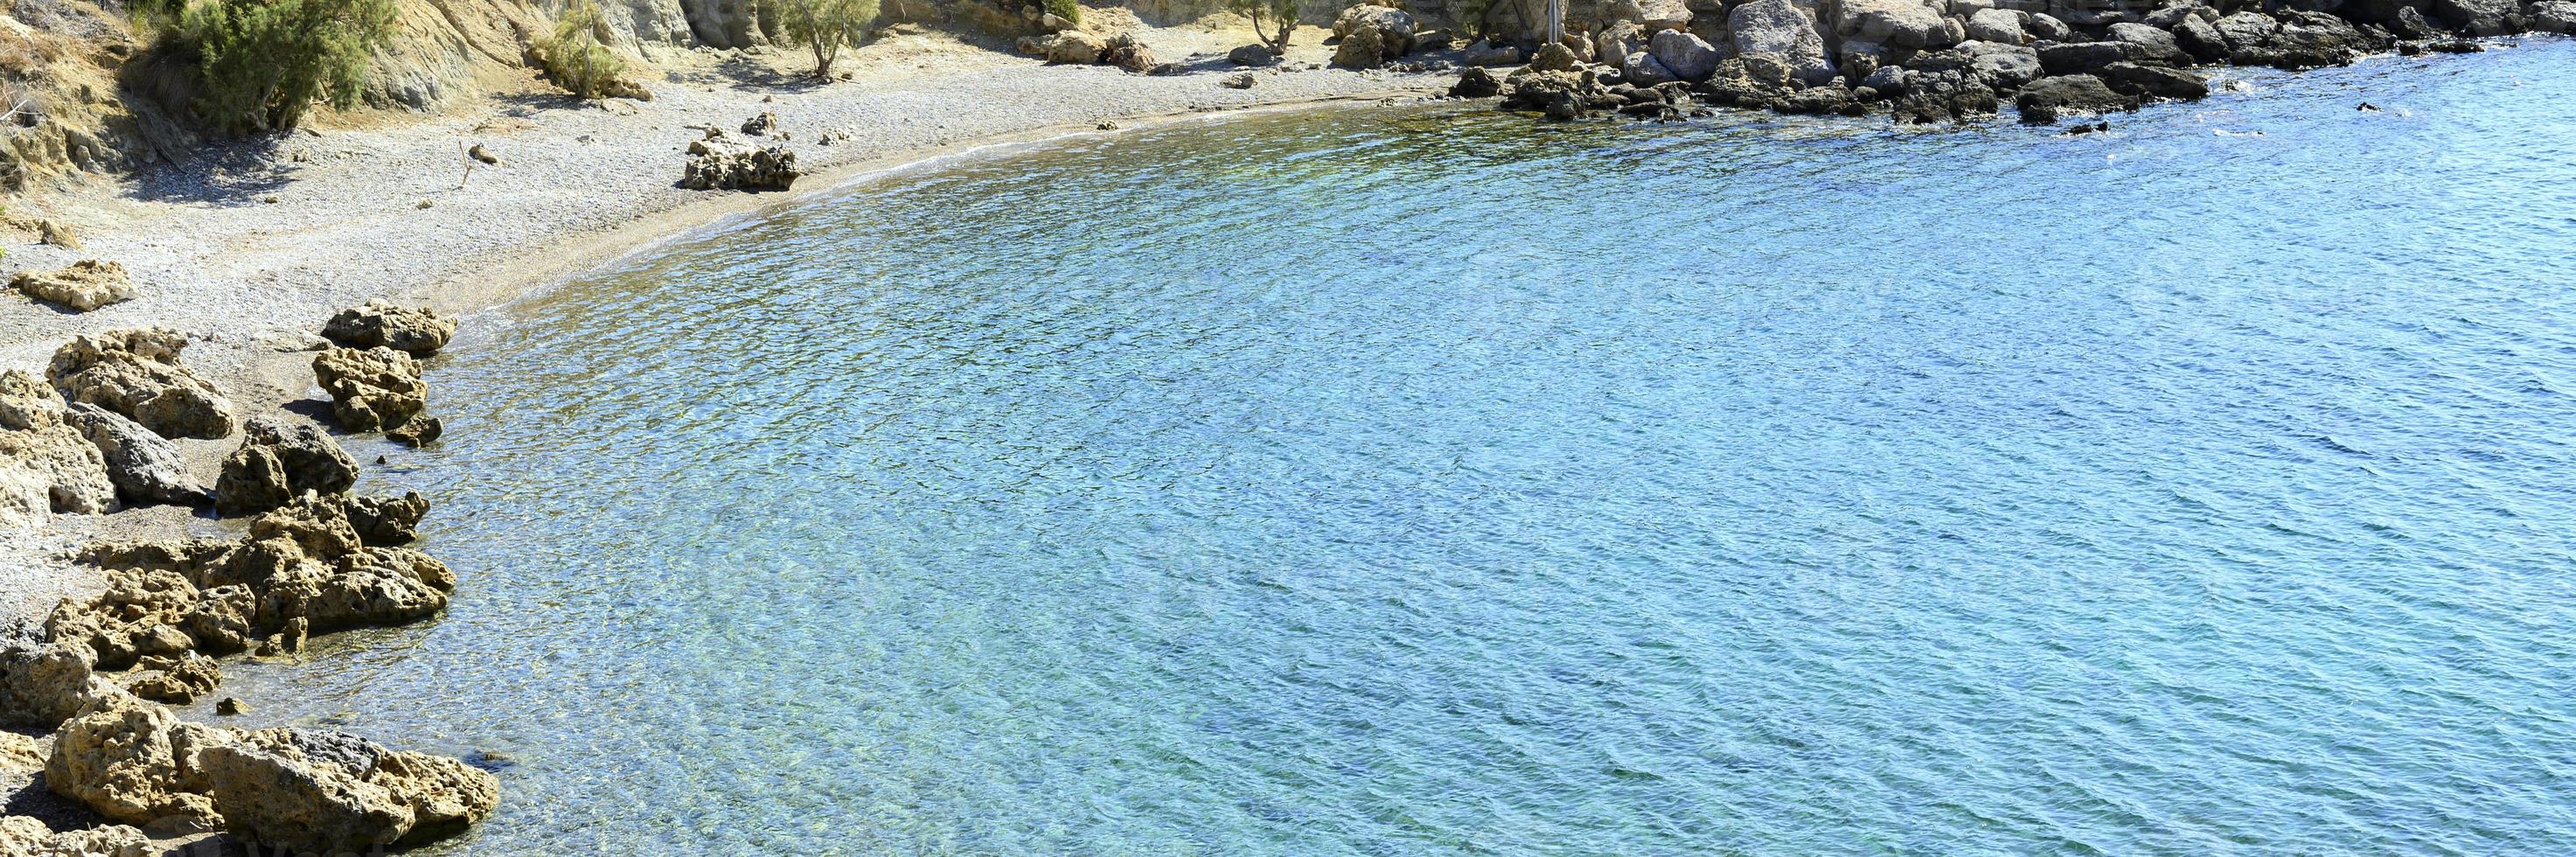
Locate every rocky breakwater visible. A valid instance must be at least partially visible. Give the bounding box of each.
[1459,0,2571,124]
[0,304,498,853]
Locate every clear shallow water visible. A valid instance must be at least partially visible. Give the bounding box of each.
[222,43,2576,854]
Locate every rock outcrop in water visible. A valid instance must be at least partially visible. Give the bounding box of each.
[213,417,359,516]
[320,300,456,356]
[1469,0,2562,124]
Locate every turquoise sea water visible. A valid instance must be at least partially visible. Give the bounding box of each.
[216,41,2576,854]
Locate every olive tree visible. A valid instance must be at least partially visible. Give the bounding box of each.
[778,0,880,79]
[1228,0,1298,53]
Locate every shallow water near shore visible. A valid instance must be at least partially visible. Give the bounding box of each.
[216,41,2576,853]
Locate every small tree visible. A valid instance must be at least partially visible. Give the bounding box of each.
[1228,0,1296,53]
[777,0,879,79]
[180,0,398,134]
[530,0,629,98]
[1043,0,1080,24]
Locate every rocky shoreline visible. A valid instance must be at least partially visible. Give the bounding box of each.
[1300,0,2574,123]
[2,304,498,854]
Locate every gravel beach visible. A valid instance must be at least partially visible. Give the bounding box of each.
[0,35,1445,624]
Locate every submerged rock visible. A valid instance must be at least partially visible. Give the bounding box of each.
[213,417,358,517]
[122,651,220,704]
[320,300,456,356]
[46,329,236,441]
[14,260,136,311]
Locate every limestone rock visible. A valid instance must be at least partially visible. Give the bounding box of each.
[1451,66,1503,97]
[0,639,96,728]
[45,696,226,829]
[681,136,798,192]
[0,816,152,857]
[319,300,456,356]
[0,371,117,526]
[213,417,358,517]
[46,329,237,441]
[1038,30,1106,64]
[2433,0,2513,34]
[1729,0,1839,85]
[1611,0,1695,29]
[66,402,205,506]
[2105,22,2189,65]
[122,651,220,704]
[1333,3,1418,54]
[200,728,499,854]
[1462,39,1522,66]
[1831,0,1965,49]
[739,110,778,136]
[1527,40,1582,73]
[1647,29,1723,80]
[2534,1,2576,32]
[2099,61,2209,100]
[1229,44,1279,66]
[14,260,136,311]
[1967,8,2029,43]
[2016,73,2137,123]
[1333,24,1393,68]
[1625,50,1681,85]
[312,346,428,435]
[1101,32,1159,73]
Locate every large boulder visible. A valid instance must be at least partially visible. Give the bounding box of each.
[1647,30,1724,80]
[1450,66,1503,97]
[1333,3,1418,53]
[2533,1,2576,32]
[2099,61,2209,99]
[212,417,357,518]
[0,640,96,728]
[46,696,226,829]
[1959,40,2044,88]
[46,329,236,441]
[1527,40,1583,73]
[319,301,455,357]
[14,261,136,312]
[1831,0,1965,48]
[2271,10,2369,68]
[2104,22,2189,65]
[1730,0,1839,85]
[199,728,498,854]
[2432,0,2514,33]
[1967,8,2030,42]
[1101,32,1161,73]
[1228,44,1278,66]
[1461,39,1522,66]
[2174,15,2230,61]
[2212,10,2282,60]
[1333,24,1393,68]
[66,402,205,506]
[1625,50,1682,84]
[680,134,798,192]
[1611,0,1695,28]
[2015,73,2137,123]
[122,651,220,704]
[2036,40,2133,74]
[1037,30,1106,64]
[0,370,117,526]
[312,346,427,435]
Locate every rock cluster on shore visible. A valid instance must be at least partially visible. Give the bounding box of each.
[1449,0,2571,123]
[0,304,496,853]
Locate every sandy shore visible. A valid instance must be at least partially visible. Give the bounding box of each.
[0,36,1446,624]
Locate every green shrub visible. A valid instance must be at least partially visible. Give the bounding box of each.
[1226,0,1297,52]
[178,0,397,134]
[1044,0,1081,25]
[776,0,880,79]
[530,0,630,98]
